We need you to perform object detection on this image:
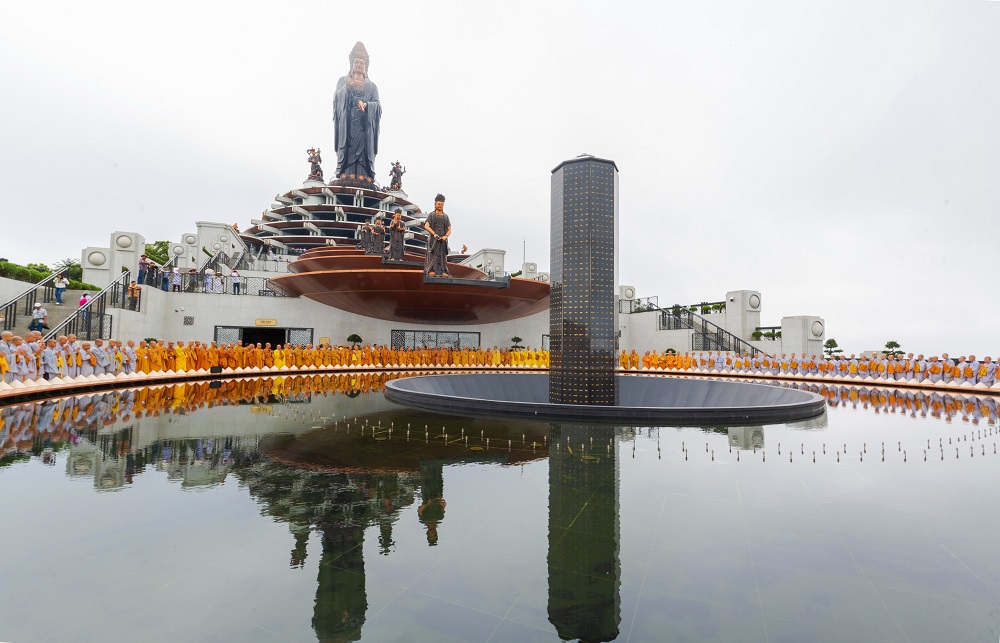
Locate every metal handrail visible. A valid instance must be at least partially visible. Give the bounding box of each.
[45,271,131,341]
[0,271,59,332]
[687,310,760,355]
[619,296,659,314]
[198,250,231,277]
[652,302,762,356]
[232,250,251,271]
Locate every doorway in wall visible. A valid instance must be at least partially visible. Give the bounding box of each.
[214,326,314,346]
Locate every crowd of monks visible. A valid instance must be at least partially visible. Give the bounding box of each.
[621,350,998,387]
[3,331,997,390]
[0,334,551,383]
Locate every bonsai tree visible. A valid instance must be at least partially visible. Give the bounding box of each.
[511,336,524,349]
[347,333,363,348]
[882,340,903,358]
[823,338,844,356]
[701,305,711,315]
[752,330,764,341]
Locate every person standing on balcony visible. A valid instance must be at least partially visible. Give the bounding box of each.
[127,280,141,310]
[53,274,69,305]
[137,255,149,285]
[230,270,242,295]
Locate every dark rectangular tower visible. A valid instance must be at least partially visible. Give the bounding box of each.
[549,155,619,405]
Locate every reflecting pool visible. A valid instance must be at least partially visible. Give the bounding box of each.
[2,375,999,642]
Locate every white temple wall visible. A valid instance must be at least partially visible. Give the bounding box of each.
[109,287,550,349]
[0,276,29,304]
[81,231,147,288]
[781,315,826,357]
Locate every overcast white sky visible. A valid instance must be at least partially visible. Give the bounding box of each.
[1,0,997,356]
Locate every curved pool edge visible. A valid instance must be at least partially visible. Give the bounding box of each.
[384,373,827,425]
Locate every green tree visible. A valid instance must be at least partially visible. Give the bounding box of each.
[53,258,82,281]
[824,338,844,356]
[26,263,51,274]
[511,336,524,349]
[346,334,363,348]
[144,241,171,265]
[882,340,903,358]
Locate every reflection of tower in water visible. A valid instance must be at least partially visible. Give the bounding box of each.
[547,424,621,642]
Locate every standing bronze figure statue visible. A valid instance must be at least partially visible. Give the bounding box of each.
[333,42,381,186]
[373,216,386,254]
[306,147,323,182]
[388,161,406,191]
[358,222,371,253]
[423,194,452,277]
[360,219,379,254]
[387,209,406,261]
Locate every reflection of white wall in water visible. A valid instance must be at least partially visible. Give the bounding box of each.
[67,440,126,491]
[66,441,99,480]
[728,426,765,450]
[127,384,402,451]
[786,411,829,431]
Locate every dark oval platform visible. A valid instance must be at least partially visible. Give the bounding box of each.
[385,373,826,424]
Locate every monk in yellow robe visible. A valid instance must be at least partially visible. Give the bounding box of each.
[174,342,188,371]
[149,343,165,372]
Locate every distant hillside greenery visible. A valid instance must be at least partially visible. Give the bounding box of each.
[0,261,98,291]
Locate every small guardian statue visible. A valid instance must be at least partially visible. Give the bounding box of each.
[307,147,323,182]
[388,161,406,191]
[387,208,406,261]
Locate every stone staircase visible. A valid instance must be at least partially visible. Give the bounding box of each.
[3,288,86,335]
[37,290,89,334]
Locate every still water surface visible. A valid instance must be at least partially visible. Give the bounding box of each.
[1,375,999,642]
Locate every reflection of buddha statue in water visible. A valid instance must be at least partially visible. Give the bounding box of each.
[417,461,447,545]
